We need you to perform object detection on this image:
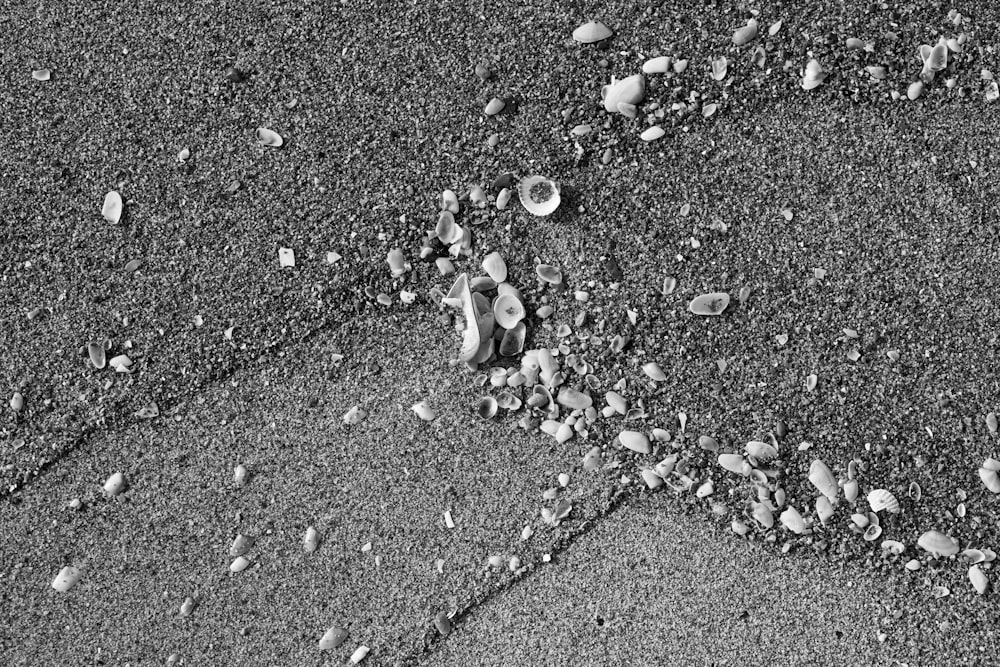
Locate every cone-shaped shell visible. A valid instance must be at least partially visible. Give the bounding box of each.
[102,191,123,223]
[619,430,651,454]
[319,627,349,650]
[780,506,805,534]
[602,74,645,113]
[802,59,827,90]
[867,489,900,513]
[518,176,560,216]
[493,293,525,329]
[688,292,730,316]
[482,252,508,283]
[718,453,749,476]
[917,530,960,558]
[477,396,498,420]
[52,566,83,592]
[980,467,1000,493]
[808,459,838,502]
[573,20,613,43]
[498,321,525,356]
[256,127,283,147]
[732,19,758,46]
[412,401,436,421]
[970,565,989,594]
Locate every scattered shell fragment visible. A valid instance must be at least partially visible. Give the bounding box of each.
[702,103,718,118]
[412,401,436,421]
[602,74,645,114]
[32,68,51,81]
[688,292,730,316]
[988,413,999,433]
[917,530,960,558]
[482,252,508,283]
[980,466,1000,493]
[718,453,749,476]
[768,20,782,36]
[495,188,512,210]
[102,191,123,223]
[699,435,719,452]
[518,176,561,217]
[745,441,777,461]
[640,126,665,142]
[816,496,834,525]
[229,534,254,557]
[864,524,883,541]
[711,57,728,81]
[343,405,367,425]
[808,459,838,502]
[642,56,671,74]
[434,611,452,636]
[10,392,24,412]
[230,556,251,573]
[619,430,651,454]
[732,19,758,46]
[641,469,663,489]
[907,80,924,100]
[867,489,900,514]
[304,526,320,553]
[801,59,827,90]
[499,322,525,356]
[962,549,986,564]
[349,646,370,664]
[751,502,773,529]
[695,480,714,498]
[780,507,805,534]
[572,20,613,43]
[52,566,82,592]
[319,627,349,650]
[256,128,283,147]
[278,247,295,268]
[103,472,126,497]
[493,293,525,329]
[866,65,887,80]
[642,362,666,382]
[179,597,196,617]
[881,540,905,555]
[234,464,249,487]
[970,565,989,595]
[535,264,563,284]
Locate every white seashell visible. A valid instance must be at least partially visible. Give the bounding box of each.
[572,20,613,43]
[970,565,989,594]
[477,396,498,420]
[881,540,905,555]
[411,401,436,421]
[441,189,459,214]
[980,467,1000,493]
[867,489,900,513]
[843,479,859,503]
[230,556,251,573]
[718,453,749,476]
[85,344,105,369]
[711,57,728,81]
[484,97,505,116]
[732,519,750,536]
[255,127,283,147]
[234,464,249,486]
[745,440,778,461]
[606,391,627,415]
[866,65,887,80]
[732,19,758,46]
[278,247,295,267]
[815,495,834,525]
[518,176,560,216]
[695,480,714,498]
[535,264,563,284]
[434,611,452,636]
[962,549,986,564]
[32,68,51,81]
[446,274,481,362]
[51,566,83,592]
[907,80,924,100]
[387,248,406,277]
[808,459,838,502]
[642,362,666,381]
[641,469,663,489]
[108,354,133,373]
[342,405,367,425]
[103,472,126,497]
[319,627,349,650]
[751,502,773,528]
[498,322,525,356]
[640,126,665,142]
[928,37,948,71]
[10,392,23,412]
[851,513,869,529]
[642,56,671,74]
[492,293,525,329]
[179,597,196,617]
[672,58,688,73]
[495,187,512,210]
[482,252,508,283]
[768,20,782,36]
[780,506,805,533]
[863,524,882,541]
[688,292,730,316]
[917,530,960,558]
[349,645,370,664]
[229,534,254,557]
[932,585,950,598]
[303,526,319,553]
[801,59,827,90]
[619,430,651,454]
[602,74,645,113]
[102,191,123,223]
[469,185,488,208]
[435,211,462,244]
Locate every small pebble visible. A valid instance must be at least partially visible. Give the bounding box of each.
[485,97,505,116]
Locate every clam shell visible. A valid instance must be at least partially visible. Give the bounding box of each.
[230,556,250,573]
[980,467,1000,493]
[962,549,986,564]
[641,469,664,489]
[230,534,255,557]
[928,38,948,71]
[863,524,883,541]
[103,472,126,497]
[484,97,505,116]
[482,252,508,283]
[102,191,123,223]
[718,453,749,476]
[695,480,714,498]
[493,293,525,329]
[32,68,51,81]
[745,440,777,461]
[907,80,924,100]
[801,59,827,90]
[556,387,592,410]
[917,530,960,558]
[867,489,900,513]
[881,540,905,555]
[572,20,612,43]
[732,19,758,46]
[843,479,859,503]
[751,502,773,529]
[412,401,436,421]
[518,176,560,216]
[851,513,870,529]
[808,459,838,502]
[447,274,482,362]
[495,188,512,210]
[499,322,525,356]
[699,435,719,452]
[10,392,24,412]
[52,565,82,592]
[815,495,834,525]
[606,391,627,415]
[255,127,283,147]
[619,430,651,454]
[642,362,666,381]
[640,126,665,142]
[436,211,462,245]
[711,57,728,81]
[434,611,452,636]
[688,292,730,316]
[319,627,349,651]
[535,263,563,284]
[601,74,645,113]
[780,506,805,534]
[970,565,989,595]
[477,396,498,420]
[866,65,887,80]
[642,56,671,74]
[496,392,522,410]
[303,526,320,553]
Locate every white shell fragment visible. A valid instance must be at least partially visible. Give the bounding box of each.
[493,293,525,329]
[808,459,838,502]
[573,20,613,43]
[602,74,645,114]
[970,565,989,595]
[802,59,827,90]
[303,526,320,553]
[52,566,83,592]
[230,556,251,573]
[343,405,368,425]
[411,401,436,421]
[482,252,508,283]
[349,645,370,664]
[780,506,805,534]
[619,430,651,454]
[917,530,960,558]
[32,68,51,81]
[867,489,901,514]
[979,465,1000,493]
[518,176,561,216]
[256,127,284,147]
[103,472,126,497]
[102,191,123,223]
[640,126,665,142]
[319,627,349,650]
[688,292,730,316]
[278,247,295,267]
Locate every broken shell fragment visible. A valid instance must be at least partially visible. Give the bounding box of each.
[695,480,714,498]
[230,534,255,557]
[256,127,283,147]
[979,466,1000,493]
[602,74,645,113]
[780,506,805,534]
[808,459,838,502]
[342,405,367,425]
[102,191,123,223]
[732,19,758,46]
[699,435,719,452]
[718,453,749,476]
[303,526,320,553]
[642,56,671,74]
[32,68,51,81]
[970,565,989,594]
[434,611,452,636]
[642,362,666,381]
[711,57,728,81]
[319,627,349,650]
[745,440,778,461]
[482,252,508,283]
[917,530,960,558]
[412,401,436,421]
[801,59,827,90]
[229,556,251,573]
[751,502,773,529]
[963,549,986,564]
[640,126,665,142]
[103,472,126,497]
[688,292,730,316]
[519,176,561,216]
[477,396,498,420]
[10,392,24,412]
[52,566,83,592]
[867,489,900,514]
[815,496,834,525]
[498,322,526,356]
[641,469,664,489]
[619,430,651,454]
[572,20,613,43]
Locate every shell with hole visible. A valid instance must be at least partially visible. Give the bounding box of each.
[492,293,525,329]
[867,489,900,514]
[602,74,645,114]
[518,176,560,216]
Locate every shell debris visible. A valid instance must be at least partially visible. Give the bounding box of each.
[102,191,123,223]
[573,20,612,43]
[51,566,83,593]
[319,627,348,650]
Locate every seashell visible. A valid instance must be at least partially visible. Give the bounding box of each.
[436,211,462,245]
[499,322,525,356]
[108,354,133,373]
[495,392,520,411]
[907,80,923,100]
[928,37,948,71]
[10,392,24,412]
[469,185,488,208]
[864,524,882,541]
[780,506,805,534]
[851,513,870,529]
[570,124,592,137]
[962,549,986,564]
[103,472,126,497]
[492,293,525,329]
[605,391,627,415]
[572,20,612,43]
[412,401,436,421]
[350,646,371,664]
[300,526,320,553]
[917,530,960,558]
[519,176,561,216]
[815,496,834,525]
[672,58,688,73]
[179,597,196,617]
[640,126,665,142]
[751,502,773,529]
[441,189,460,213]
[535,263,562,284]
[495,187,512,210]
[749,469,767,486]
[867,489,900,513]
[446,274,482,361]
[732,19,758,46]
[711,57,728,81]
[642,362,666,381]
[319,627,349,651]
[843,479,859,503]
[342,405,367,425]
[845,37,865,50]
[801,59,827,90]
[688,292,730,316]
[702,103,718,118]
[695,480,714,498]
[602,74,645,113]
[52,565,83,592]
[881,540,905,555]
[434,611,452,636]
[484,97,505,116]
[752,45,767,68]
[866,65,887,80]
[805,374,818,391]
[988,413,999,433]
[732,519,750,536]
[256,127,283,147]
[642,56,671,74]
[234,464,249,487]
[32,68,51,81]
[808,459,838,502]
[987,81,1000,103]
[980,467,1000,493]
[970,565,989,595]
[699,435,719,452]
[482,252,508,283]
[768,20,782,35]
[102,191,123,223]
[583,446,602,472]
[477,396,498,420]
[619,430,651,454]
[469,277,497,293]
[745,440,777,461]
[718,453,749,476]
[932,585,950,599]
[641,469,664,489]
[230,533,255,557]
[557,387,592,411]
[904,559,921,571]
[230,556,251,573]
[387,249,406,277]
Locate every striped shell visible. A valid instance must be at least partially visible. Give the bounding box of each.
[867,489,900,514]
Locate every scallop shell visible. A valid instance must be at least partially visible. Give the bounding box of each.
[518,176,560,216]
[492,293,525,329]
[688,292,730,316]
[808,459,838,502]
[52,565,83,592]
[745,440,778,461]
[103,472,126,497]
[477,396,498,420]
[867,489,900,513]
[102,191,123,223]
[619,430,651,454]
[970,565,989,595]
[572,20,612,43]
[319,627,349,651]
[411,401,436,421]
[482,252,508,283]
[917,530,960,558]
[498,322,525,356]
[601,74,645,113]
[718,453,749,476]
[535,264,563,284]
[780,506,805,534]
[255,127,283,147]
